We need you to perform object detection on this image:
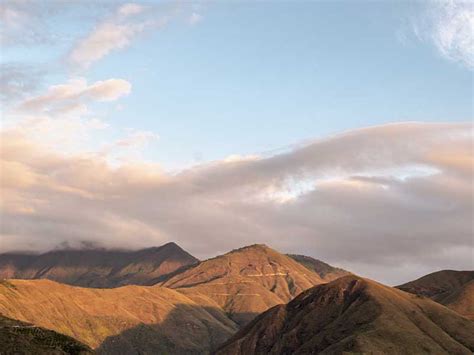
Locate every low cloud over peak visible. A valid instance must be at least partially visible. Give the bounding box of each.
[0,122,472,285]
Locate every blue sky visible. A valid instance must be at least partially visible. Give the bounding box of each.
[1,0,472,168]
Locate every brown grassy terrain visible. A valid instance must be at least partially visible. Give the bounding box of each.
[162,244,327,326]
[397,270,474,320]
[216,275,474,355]
[0,279,237,354]
[0,242,198,288]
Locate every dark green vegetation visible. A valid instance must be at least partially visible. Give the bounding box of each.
[0,315,92,354]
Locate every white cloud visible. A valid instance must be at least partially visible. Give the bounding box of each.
[69,3,163,69]
[17,77,131,114]
[415,0,473,69]
[69,22,148,69]
[0,122,472,285]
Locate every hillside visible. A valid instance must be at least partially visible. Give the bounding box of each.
[0,314,92,354]
[0,242,198,288]
[162,244,327,325]
[397,270,474,320]
[217,275,474,355]
[287,254,350,282]
[0,279,237,354]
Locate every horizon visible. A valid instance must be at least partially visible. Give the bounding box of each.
[1,0,473,286]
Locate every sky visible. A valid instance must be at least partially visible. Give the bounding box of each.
[0,0,473,285]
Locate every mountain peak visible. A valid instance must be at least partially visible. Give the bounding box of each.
[162,243,327,326]
[217,275,474,354]
[0,242,199,288]
[227,243,273,254]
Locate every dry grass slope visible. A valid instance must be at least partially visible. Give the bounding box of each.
[397,270,474,320]
[216,275,474,355]
[0,279,237,354]
[162,244,327,326]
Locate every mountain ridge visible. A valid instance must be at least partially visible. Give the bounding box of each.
[216,275,474,354]
[162,244,333,326]
[0,242,199,288]
[397,270,474,320]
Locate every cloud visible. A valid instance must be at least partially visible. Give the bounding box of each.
[17,77,131,115]
[414,0,473,69]
[188,13,203,25]
[0,122,472,285]
[69,3,162,69]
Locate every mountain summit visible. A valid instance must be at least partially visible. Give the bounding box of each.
[217,275,474,354]
[162,244,332,325]
[0,242,198,288]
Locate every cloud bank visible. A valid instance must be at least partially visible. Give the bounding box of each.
[0,122,472,284]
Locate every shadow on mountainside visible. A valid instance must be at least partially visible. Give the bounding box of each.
[95,304,247,355]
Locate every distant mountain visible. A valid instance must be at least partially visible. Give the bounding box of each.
[0,314,92,354]
[397,270,474,320]
[162,244,327,326]
[287,254,350,282]
[0,279,237,354]
[216,275,474,355]
[0,242,198,288]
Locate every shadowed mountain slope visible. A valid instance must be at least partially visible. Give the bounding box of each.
[162,244,328,326]
[397,270,474,320]
[216,275,474,355]
[0,279,237,354]
[0,314,92,354]
[287,254,350,282]
[0,242,198,288]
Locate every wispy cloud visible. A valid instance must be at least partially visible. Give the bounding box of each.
[69,3,165,69]
[414,0,473,69]
[17,77,131,115]
[1,122,471,284]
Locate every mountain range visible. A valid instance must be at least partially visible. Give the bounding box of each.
[217,275,474,354]
[0,242,198,288]
[0,242,472,354]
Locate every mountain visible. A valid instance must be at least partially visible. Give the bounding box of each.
[287,254,350,282]
[0,242,198,288]
[216,275,474,355]
[0,314,92,354]
[397,270,474,320]
[162,244,327,326]
[0,279,237,354]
